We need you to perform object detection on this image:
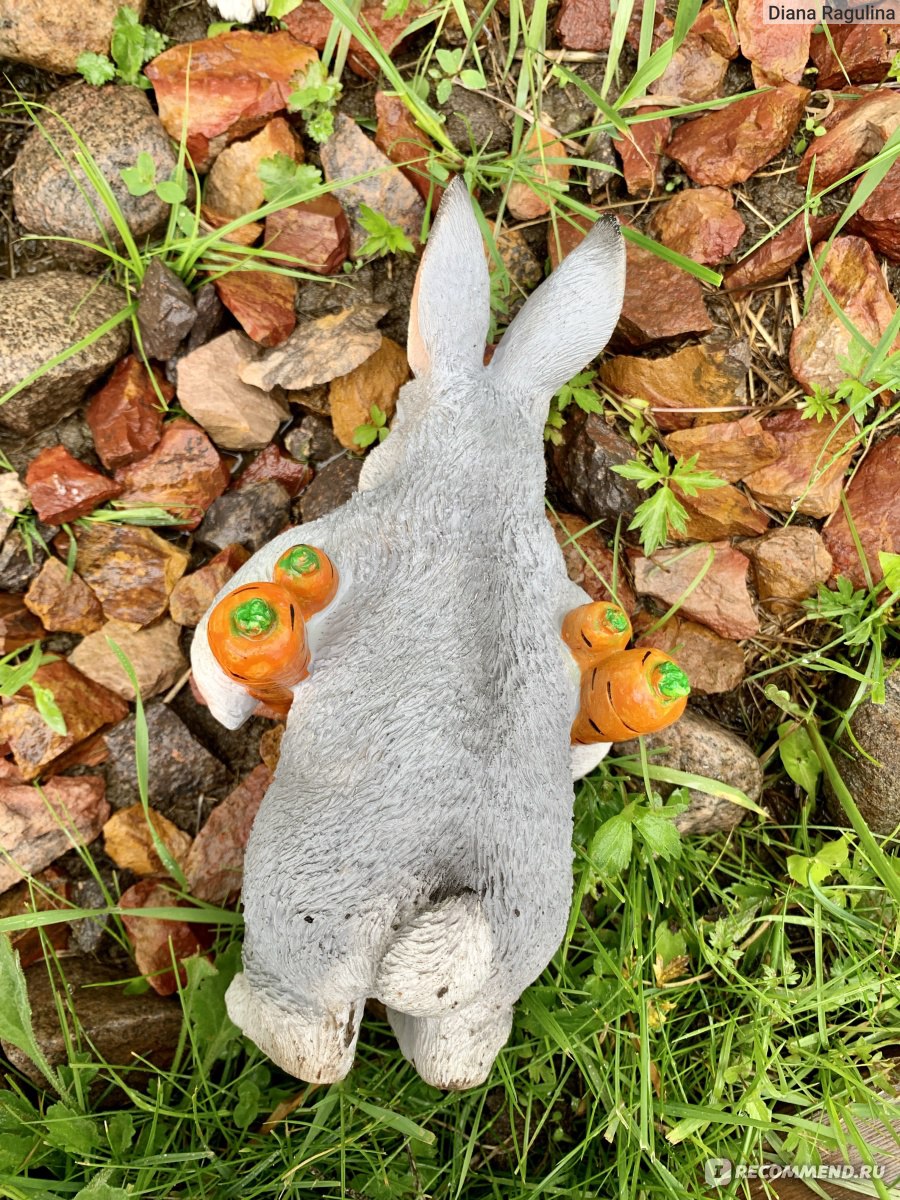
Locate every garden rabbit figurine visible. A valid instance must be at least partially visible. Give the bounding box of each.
[192,179,626,1089]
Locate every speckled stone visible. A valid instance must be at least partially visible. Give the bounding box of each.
[0,272,129,434]
[13,83,177,245]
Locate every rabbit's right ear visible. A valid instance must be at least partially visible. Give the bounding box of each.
[407,178,491,379]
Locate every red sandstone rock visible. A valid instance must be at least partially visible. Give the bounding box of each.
[0,776,108,893]
[743,408,856,518]
[551,511,637,614]
[374,91,444,205]
[789,236,900,394]
[848,158,900,261]
[0,594,45,652]
[745,526,833,614]
[666,83,809,187]
[113,418,230,531]
[736,0,812,84]
[203,117,303,222]
[555,0,662,51]
[694,1,739,58]
[664,415,780,482]
[615,107,670,196]
[24,558,103,636]
[811,23,900,88]
[236,444,312,497]
[633,542,759,640]
[673,482,770,541]
[284,1,411,78]
[822,435,900,588]
[214,268,297,347]
[649,29,729,102]
[145,32,319,171]
[264,195,350,275]
[724,212,838,290]
[169,543,249,627]
[507,124,571,221]
[616,240,713,347]
[649,185,745,264]
[0,661,127,781]
[634,614,745,694]
[185,764,272,903]
[119,878,209,996]
[26,446,121,524]
[85,356,168,471]
[797,90,900,192]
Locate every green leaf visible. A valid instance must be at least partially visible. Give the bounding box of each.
[655,924,687,966]
[44,1102,100,1156]
[436,77,453,105]
[627,487,684,556]
[105,1110,134,1156]
[765,684,806,720]
[267,0,303,15]
[788,837,850,887]
[436,47,463,74]
[879,550,900,592]
[28,681,67,736]
[369,403,387,428]
[74,1179,130,1200]
[357,205,415,257]
[635,810,682,860]
[207,21,235,35]
[233,1079,261,1128]
[459,68,486,89]
[353,424,380,448]
[120,151,156,197]
[111,6,166,85]
[76,52,117,86]
[590,812,633,876]
[777,722,821,801]
[257,153,322,203]
[612,459,659,487]
[155,178,187,205]
[0,937,58,1088]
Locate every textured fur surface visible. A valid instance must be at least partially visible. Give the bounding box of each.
[192,180,626,1089]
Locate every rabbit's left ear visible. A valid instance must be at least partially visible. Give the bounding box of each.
[407,178,491,379]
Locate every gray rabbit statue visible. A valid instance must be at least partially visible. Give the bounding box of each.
[192,179,627,1089]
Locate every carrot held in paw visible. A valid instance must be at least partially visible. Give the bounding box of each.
[272,544,339,619]
[571,648,690,744]
[561,602,632,668]
[208,582,310,716]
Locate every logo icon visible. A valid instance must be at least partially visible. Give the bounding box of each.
[704,1158,733,1187]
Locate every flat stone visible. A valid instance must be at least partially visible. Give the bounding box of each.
[320,114,424,255]
[0,0,144,73]
[85,356,168,471]
[24,557,103,636]
[120,878,208,996]
[0,661,127,782]
[555,0,661,51]
[736,0,812,84]
[187,283,225,353]
[13,82,174,244]
[0,594,44,653]
[69,617,186,702]
[600,340,747,432]
[797,90,900,192]
[26,445,121,525]
[615,240,713,348]
[236,445,312,497]
[507,124,571,221]
[54,523,189,627]
[694,1,740,57]
[0,272,129,435]
[745,526,833,614]
[113,418,231,531]
[664,415,780,482]
[822,435,900,588]
[550,412,642,525]
[0,866,70,968]
[550,511,637,613]
[648,186,745,265]
[666,83,809,187]
[329,336,409,449]
[650,30,729,102]
[196,480,292,553]
[634,615,745,694]
[790,237,900,394]
[743,409,856,518]
[724,212,838,290]
[633,542,759,640]
[285,412,342,464]
[284,1,412,78]
[239,304,387,392]
[1,956,183,1088]
[811,22,900,88]
[0,776,108,892]
[103,804,193,877]
[204,117,303,222]
[264,195,351,276]
[185,764,271,903]
[848,158,900,262]
[104,702,229,825]
[145,31,318,171]
[375,91,444,205]
[300,455,362,521]
[169,543,249,627]
[214,269,297,348]
[673,482,770,541]
[177,331,288,450]
[137,261,198,362]
[826,672,900,836]
[0,526,51,593]
[614,107,670,196]
[619,711,762,835]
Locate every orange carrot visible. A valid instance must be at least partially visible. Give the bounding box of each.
[561,601,632,668]
[572,648,689,744]
[272,544,339,619]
